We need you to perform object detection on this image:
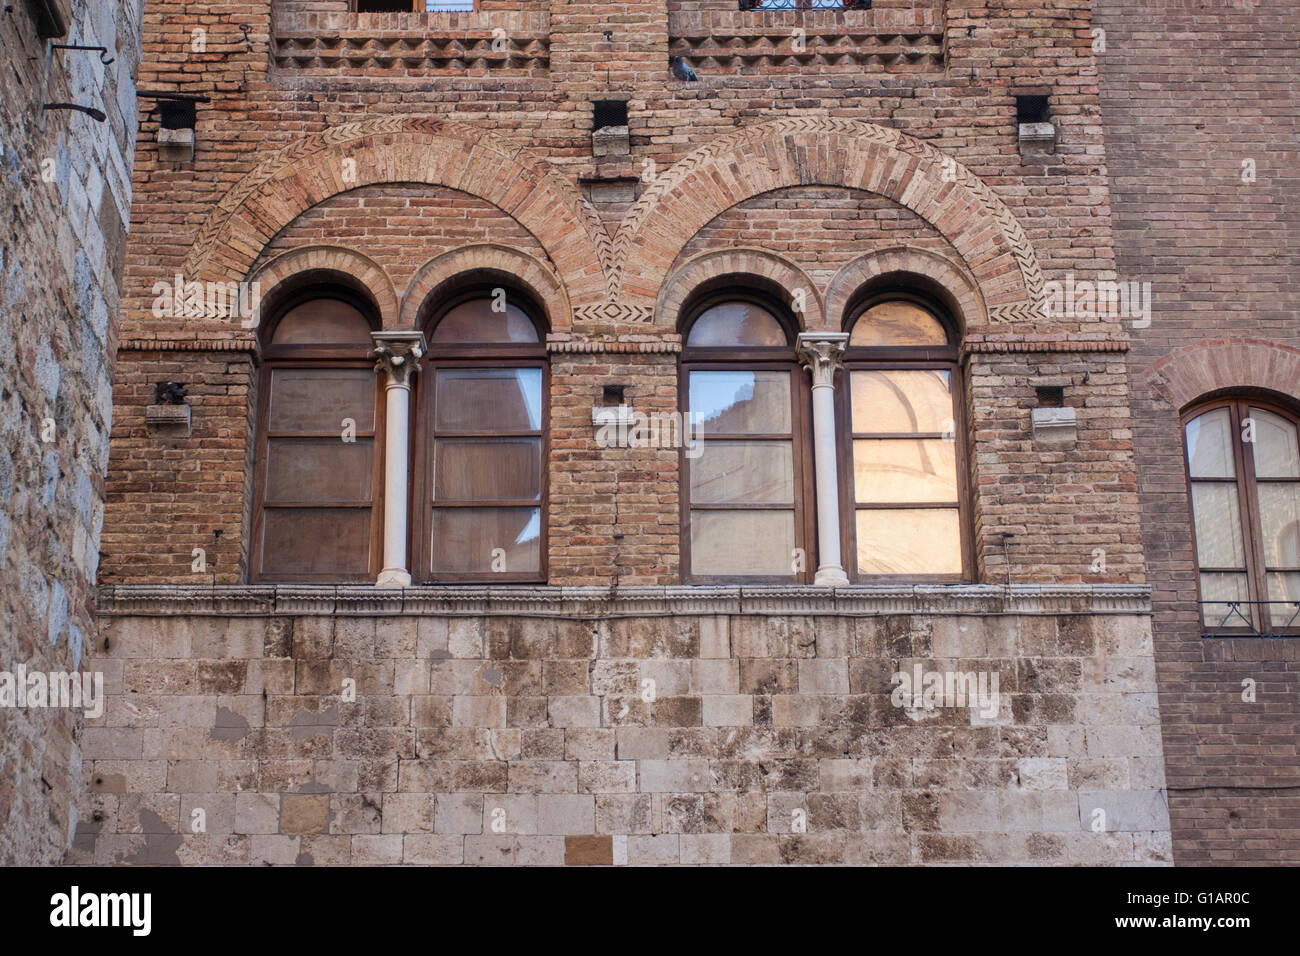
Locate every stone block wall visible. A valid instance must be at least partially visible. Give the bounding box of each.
[73,591,1170,865]
[0,0,141,863]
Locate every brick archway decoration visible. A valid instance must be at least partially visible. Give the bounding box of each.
[399,244,571,332]
[612,117,1045,325]
[183,116,610,309]
[825,246,986,332]
[1146,337,1300,411]
[249,245,399,326]
[656,248,823,330]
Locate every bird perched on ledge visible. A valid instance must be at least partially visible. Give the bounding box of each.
[670,55,697,82]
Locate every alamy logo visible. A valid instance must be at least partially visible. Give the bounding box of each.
[1041,273,1152,328]
[890,664,1001,719]
[49,886,151,936]
[0,664,103,718]
[594,407,705,458]
[151,274,262,327]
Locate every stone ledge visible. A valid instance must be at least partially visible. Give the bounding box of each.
[97,583,1152,618]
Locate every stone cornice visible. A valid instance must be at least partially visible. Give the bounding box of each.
[97,584,1152,618]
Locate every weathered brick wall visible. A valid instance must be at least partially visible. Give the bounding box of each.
[0,0,141,863]
[73,598,1169,865]
[1095,0,1300,863]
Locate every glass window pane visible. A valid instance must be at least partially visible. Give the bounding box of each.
[272,298,373,346]
[431,299,539,344]
[850,369,952,434]
[1257,483,1300,568]
[1200,572,1252,629]
[1249,408,1300,478]
[1265,572,1300,608]
[261,508,371,577]
[1190,482,1246,568]
[1185,408,1235,478]
[686,302,787,347]
[690,441,793,505]
[690,510,795,576]
[266,438,373,503]
[849,301,948,347]
[689,370,791,434]
[268,368,375,433]
[856,509,962,575]
[433,439,541,502]
[434,368,542,432]
[853,439,958,504]
[431,507,541,574]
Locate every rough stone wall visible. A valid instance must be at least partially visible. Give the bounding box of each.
[0,1,141,863]
[1095,0,1300,863]
[72,603,1170,865]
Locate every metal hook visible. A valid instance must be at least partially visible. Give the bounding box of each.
[52,44,115,65]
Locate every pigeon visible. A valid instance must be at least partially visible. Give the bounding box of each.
[670,55,697,82]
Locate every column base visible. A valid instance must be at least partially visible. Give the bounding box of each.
[813,566,850,587]
[375,568,412,588]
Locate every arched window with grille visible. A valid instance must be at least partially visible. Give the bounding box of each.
[680,293,813,581]
[414,288,548,581]
[838,294,970,581]
[252,291,382,582]
[1183,397,1300,634]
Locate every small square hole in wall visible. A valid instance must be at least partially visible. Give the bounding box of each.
[593,100,629,131]
[601,385,627,406]
[1035,385,1065,408]
[1016,95,1050,125]
[355,0,415,11]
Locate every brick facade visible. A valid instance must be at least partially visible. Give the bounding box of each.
[0,0,1274,866]
[1096,0,1300,864]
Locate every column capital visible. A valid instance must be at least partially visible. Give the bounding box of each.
[372,331,427,389]
[796,332,850,388]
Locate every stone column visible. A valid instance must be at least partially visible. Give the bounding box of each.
[797,333,851,587]
[372,331,426,588]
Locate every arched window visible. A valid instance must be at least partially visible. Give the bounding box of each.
[414,288,548,581]
[839,295,970,580]
[252,292,382,582]
[1183,397,1300,633]
[680,293,812,581]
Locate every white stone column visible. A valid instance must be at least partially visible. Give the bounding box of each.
[372,331,426,588]
[797,333,851,587]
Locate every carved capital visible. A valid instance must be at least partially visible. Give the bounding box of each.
[371,331,427,389]
[796,333,850,388]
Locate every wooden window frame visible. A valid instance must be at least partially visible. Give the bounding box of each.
[837,292,973,584]
[411,288,549,584]
[250,288,384,584]
[679,291,816,584]
[1181,395,1300,635]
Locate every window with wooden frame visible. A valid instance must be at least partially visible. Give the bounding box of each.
[414,288,548,582]
[680,293,813,582]
[252,291,383,582]
[1183,397,1300,634]
[838,294,971,581]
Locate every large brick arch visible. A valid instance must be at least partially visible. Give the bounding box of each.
[1147,337,1300,411]
[613,117,1045,325]
[183,116,610,309]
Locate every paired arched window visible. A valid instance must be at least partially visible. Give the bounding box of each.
[839,296,969,581]
[252,292,382,582]
[414,290,548,581]
[1183,397,1300,633]
[680,294,813,581]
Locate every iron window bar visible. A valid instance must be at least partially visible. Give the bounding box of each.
[1201,601,1300,639]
